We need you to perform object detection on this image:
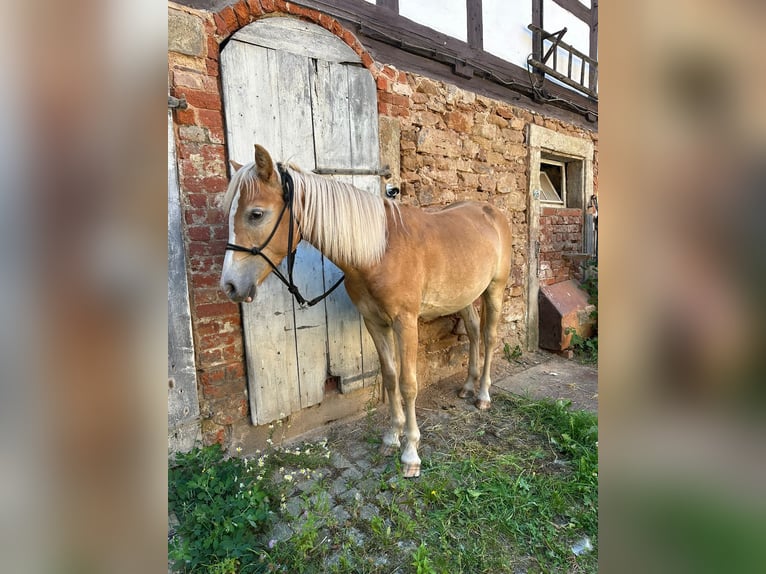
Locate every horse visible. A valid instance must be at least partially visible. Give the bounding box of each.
[220,144,512,477]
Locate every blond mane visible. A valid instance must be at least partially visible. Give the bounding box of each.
[292,169,395,267]
[221,161,396,268]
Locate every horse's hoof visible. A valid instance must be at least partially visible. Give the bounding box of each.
[475,399,491,411]
[457,388,472,399]
[402,463,421,478]
[380,443,399,456]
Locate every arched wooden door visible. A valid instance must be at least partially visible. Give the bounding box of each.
[220,17,381,425]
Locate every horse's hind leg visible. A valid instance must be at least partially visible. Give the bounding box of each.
[363,319,404,456]
[476,281,504,410]
[457,304,481,400]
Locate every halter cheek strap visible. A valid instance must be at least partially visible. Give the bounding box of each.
[225,163,345,307]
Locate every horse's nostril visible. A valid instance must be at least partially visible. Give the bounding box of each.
[224,282,237,298]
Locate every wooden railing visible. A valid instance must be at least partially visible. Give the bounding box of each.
[527,24,598,100]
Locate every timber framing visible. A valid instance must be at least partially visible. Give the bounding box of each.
[174,0,597,126]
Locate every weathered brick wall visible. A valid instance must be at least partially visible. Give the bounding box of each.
[168,0,598,448]
[538,207,584,285]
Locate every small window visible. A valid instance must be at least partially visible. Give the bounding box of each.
[540,159,566,205]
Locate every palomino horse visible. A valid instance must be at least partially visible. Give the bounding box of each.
[220,145,512,477]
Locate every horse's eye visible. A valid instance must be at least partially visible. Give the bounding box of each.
[248,209,264,223]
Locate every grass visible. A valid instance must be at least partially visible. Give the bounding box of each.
[169,394,598,573]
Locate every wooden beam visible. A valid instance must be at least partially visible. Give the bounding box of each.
[466,0,483,51]
[589,0,598,90]
[551,0,591,23]
[376,0,398,12]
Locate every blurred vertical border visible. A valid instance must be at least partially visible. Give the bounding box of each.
[600,0,766,572]
[0,0,168,571]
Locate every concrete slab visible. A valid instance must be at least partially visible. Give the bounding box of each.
[493,354,598,412]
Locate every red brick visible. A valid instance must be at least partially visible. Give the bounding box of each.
[197,302,238,319]
[391,105,410,119]
[233,0,251,26]
[274,0,289,12]
[201,379,229,399]
[199,347,224,365]
[195,288,226,305]
[173,70,205,90]
[191,273,223,289]
[206,58,220,76]
[197,108,223,129]
[376,76,390,91]
[200,331,241,351]
[361,52,374,69]
[225,362,246,380]
[288,4,315,20]
[174,107,196,126]
[398,71,407,83]
[377,102,390,115]
[180,88,222,111]
[184,208,206,225]
[246,0,264,16]
[381,65,397,80]
[317,13,333,30]
[391,93,410,107]
[207,210,226,225]
[200,176,229,193]
[207,36,220,60]
[188,193,208,208]
[188,225,212,241]
[214,7,239,36]
[200,367,226,385]
[189,243,215,258]
[212,225,229,240]
[260,0,275,11]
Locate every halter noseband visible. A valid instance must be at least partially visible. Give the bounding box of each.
[225,163,344,307]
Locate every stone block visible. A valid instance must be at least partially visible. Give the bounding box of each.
[169,9,205,57]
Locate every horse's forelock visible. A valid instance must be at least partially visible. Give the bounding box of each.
[221,162,260,215]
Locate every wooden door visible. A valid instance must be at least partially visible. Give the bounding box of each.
[220,17,381,425]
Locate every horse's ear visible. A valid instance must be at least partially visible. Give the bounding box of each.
[254,144,274,181]
[229,160,243,172]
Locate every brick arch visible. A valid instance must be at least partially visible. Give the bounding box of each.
[212,1,377,75]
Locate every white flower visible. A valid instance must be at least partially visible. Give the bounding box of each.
[284,474,293,482]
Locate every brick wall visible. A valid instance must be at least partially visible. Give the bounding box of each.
[168,1,598,448]
[539,207,584,286]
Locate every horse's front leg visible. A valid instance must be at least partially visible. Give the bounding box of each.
[363,319,404,455]
[394,316,421,478]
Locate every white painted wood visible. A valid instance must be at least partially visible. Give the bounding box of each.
[221,41,300,424]
[310,60,365,388]
[221,20,383,420]
[274,50,327,410]
[168,110,201,452]
[233,17,361,64]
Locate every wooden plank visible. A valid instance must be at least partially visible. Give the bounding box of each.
[168,110,200,452]
[310,60,366,388]
[589,0,598,90]
[466,0,483,51]
[221,40,301,424]
[550,0,591,23]
[274,50,327,410]
[346,64,383,388]
[376,0,399,12]
[233,17,361,64]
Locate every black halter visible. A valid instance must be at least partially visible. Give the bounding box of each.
[225,163,345,307]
